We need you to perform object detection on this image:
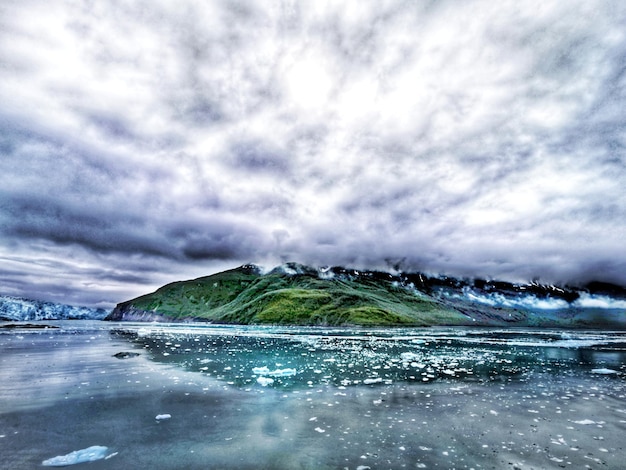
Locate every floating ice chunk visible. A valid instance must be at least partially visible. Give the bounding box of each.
[573,419,596,425]
[257,377,274,386]
[42,446,110,466]
[363,378,383,385]
[155,414,171,420]
[356,466,371,470]
[314,427,325,433]
[271,368,297,377]
[252,367,297,377]
[400,352,421,362]
[591,368,619,375]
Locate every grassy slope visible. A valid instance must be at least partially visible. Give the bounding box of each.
[115,266,469,326]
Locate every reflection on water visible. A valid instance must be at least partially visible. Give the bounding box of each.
[1,322,625,469]
[112,324,626,390]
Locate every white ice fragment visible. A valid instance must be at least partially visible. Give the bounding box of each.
[42,446,110,466]
[155,414,171,420]
[257,377,274,386]
[271,368,297,377]
[489,410,498,416]
[314,427,326,433]
[591,368,619,375]
[252,367,296,377]
[573,419,596,425]
[363,378,383,385]
[356,466,371,470]
[400,352,421,362]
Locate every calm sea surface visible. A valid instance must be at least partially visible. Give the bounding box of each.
[1,321,625,469]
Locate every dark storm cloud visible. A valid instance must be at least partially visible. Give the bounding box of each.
[1,0,625,307]
[2,194,172,257]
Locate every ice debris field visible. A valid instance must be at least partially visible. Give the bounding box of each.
[113,324,626,390]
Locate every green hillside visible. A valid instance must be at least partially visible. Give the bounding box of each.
[107,264,469,326]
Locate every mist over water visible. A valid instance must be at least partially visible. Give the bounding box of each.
[1,322,625,469]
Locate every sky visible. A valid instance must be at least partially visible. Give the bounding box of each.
[1,0,625,308]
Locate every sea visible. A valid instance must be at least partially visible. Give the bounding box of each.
[1,321,625,469]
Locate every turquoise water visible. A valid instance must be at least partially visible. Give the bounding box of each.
[113,323,626,389]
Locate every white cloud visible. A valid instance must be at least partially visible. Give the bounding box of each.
[0,0,625,305]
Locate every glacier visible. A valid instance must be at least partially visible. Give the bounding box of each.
[0,295,108,321]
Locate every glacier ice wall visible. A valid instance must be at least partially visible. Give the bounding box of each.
[0,295,108,321]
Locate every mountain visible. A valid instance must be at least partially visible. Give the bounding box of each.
[107,263,626,328]
[0,295,108,321]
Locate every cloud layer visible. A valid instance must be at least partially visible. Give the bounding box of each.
[1,0,625,307]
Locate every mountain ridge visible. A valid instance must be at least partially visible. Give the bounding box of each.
[106,263,626,328]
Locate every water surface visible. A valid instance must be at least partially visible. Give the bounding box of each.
[1,322,625,469]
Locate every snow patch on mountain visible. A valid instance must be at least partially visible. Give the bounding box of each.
[574,293,626,309]
[443,288,626,310]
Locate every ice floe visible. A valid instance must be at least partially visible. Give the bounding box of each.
[42,445,111,466]
[573,419,596,425]
[155,414,171,420]
[257,377,274,386]
[591,368,619,375]
[252,366,297,377]
[363,378,383,385]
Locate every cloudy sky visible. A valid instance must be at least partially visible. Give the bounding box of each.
[1,0,625,308]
